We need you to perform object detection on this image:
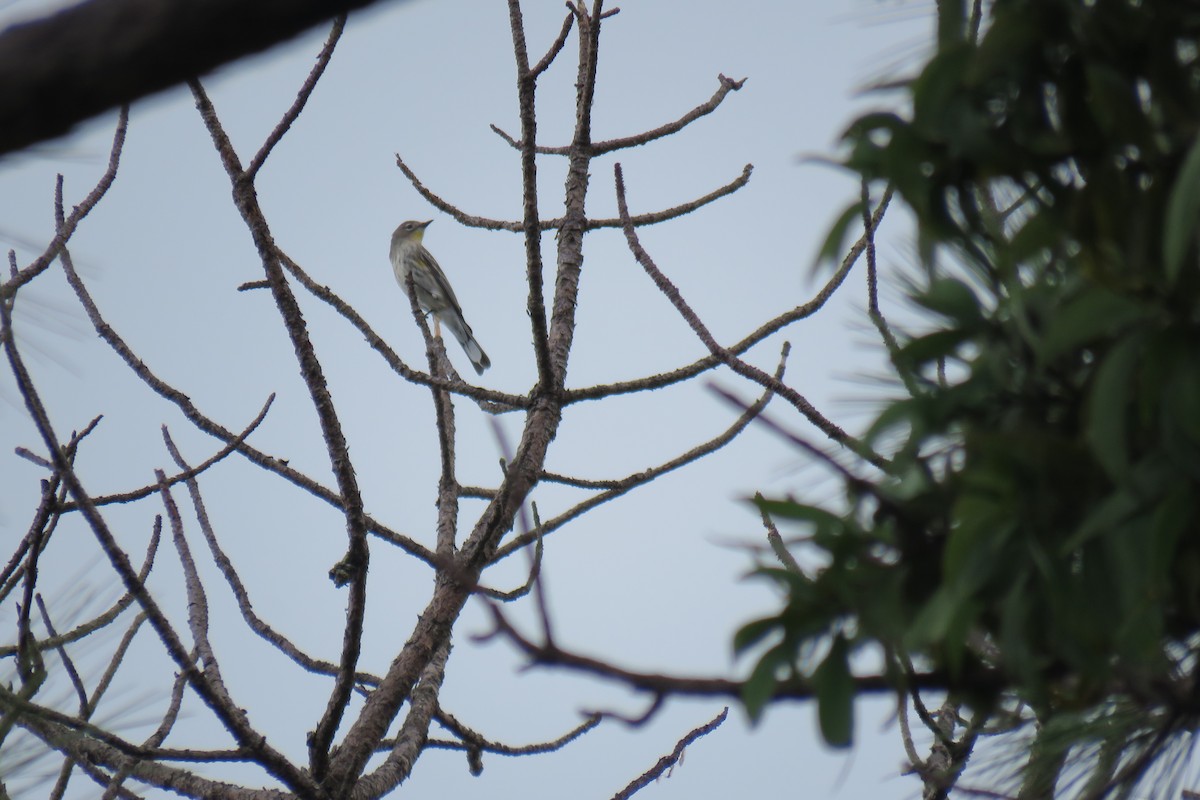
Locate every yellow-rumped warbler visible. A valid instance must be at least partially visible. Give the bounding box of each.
[389,219,490,375]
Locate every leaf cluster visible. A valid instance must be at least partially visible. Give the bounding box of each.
[741,1,1200,774]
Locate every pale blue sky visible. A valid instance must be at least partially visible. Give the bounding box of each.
[0,2,938,798]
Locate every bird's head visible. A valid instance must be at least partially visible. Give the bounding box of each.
[393,219,432,245]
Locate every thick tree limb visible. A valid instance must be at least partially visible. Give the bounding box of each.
[0,0,407,157]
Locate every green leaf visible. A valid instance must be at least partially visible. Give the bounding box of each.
[1086,334,1143,480]
[863,396,932,453]
[896,329,973,370]
[908,585,964,647]
[733,617,781,656]
[914,278,983,325]
[752,498,843,532]
[741,645,788,723]
[1038,287,1148,362]
[813,634,855,748]
[1004,208,1058,269]
[811,200,865,276]
[1062,487,1141,552]
[912,45,972,137]
[1163,133,1200,284]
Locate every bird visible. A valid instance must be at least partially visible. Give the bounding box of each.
[389,219,490,375]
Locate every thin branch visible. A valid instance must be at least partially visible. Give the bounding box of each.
[157,473,240,717]
[34,597,87,715]
[493,74,745,156]
[754,492,802,573]
[51,609,150,800]
[12,706,291,800]
[614,163,890,471]
[480,602,973,699]
[87,612,149,720]
[0,273,318,797]
[190,79,369,781]
[860,182,917,396]
[478,471,545,602]
[0,518,161,660]
[161,428,385,687]
[100,640,189,800]
[590,694,665,727]
[592,74,744,153]
[276,249,525,410]
[529,11,575,78]
[609,708,728,800]
[427,708,600,759]
[1,108,127,301]
[245,15,347,180]
[898,689,928,774]
[506,0,554,383]
[56,242,431,560]
[565,177,890,403]
[396,153,751,232]
[0,475,59,605]
[493,344,785,562]
[59,394,276,511]
[53,231,434,561]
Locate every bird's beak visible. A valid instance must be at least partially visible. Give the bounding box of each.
[419,220,433,229]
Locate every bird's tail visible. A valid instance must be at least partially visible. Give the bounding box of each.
[439,312,491,375]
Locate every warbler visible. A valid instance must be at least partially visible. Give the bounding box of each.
[389,219,490,375]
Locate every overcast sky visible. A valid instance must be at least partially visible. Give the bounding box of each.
[0,1,941,798]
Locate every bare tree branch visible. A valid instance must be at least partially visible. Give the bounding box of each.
[161,428,385,688]
[395,154,751,233]
[0,266,318,797]
[427,708,600,761]
[1,108,126,300]
[609,708,728,800]
[493,344,786,562]
[188,76,369,784]
[246,15,347,180]
[614,162,890,471]
[506,0,554,382]
[276,249,526,410]
[480,601,971,699]
[492,73,745,156]
[0,0,405,157]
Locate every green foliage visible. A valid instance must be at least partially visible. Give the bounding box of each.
[740,0,1200,779]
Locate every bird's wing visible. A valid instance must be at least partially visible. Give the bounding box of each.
[413,249,467,315]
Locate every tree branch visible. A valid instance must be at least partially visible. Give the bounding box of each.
[0,0,402,157]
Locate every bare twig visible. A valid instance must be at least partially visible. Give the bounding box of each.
[0,520,160,661]
[565,178,890,403]
[529,11,575,78]
[2,108,128,301]
[491,73,745,155]
[754,492,802,573]
[1,246,318,798]
[494,342,785,562]
[59,395,276,512]
[34,597,87,715]
[189,77,369,782]
[609,708,728,800]
[161,428,385,687]
[427,708,600,761]
[246,15,347,180]
[397,153,751,232]
[277,249,524,410]
[479,602,961,699]
[506,0,554,383]
[614,163,890,471]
